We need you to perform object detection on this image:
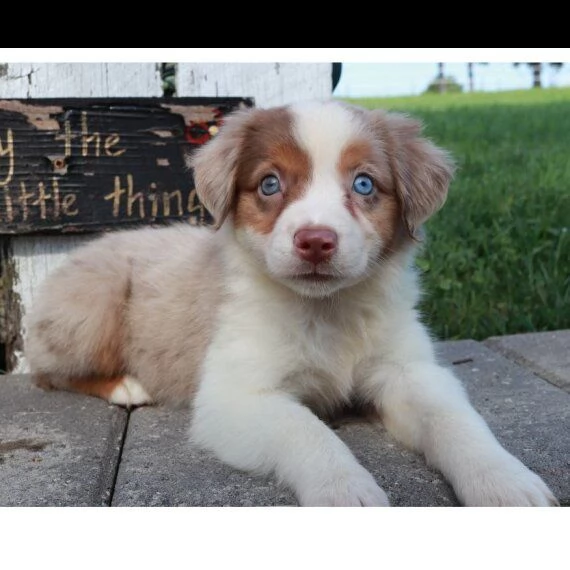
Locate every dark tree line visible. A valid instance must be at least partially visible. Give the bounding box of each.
[438,62,564,92]
[513,62,563,88]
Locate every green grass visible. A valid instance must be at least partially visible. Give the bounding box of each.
[341,88,570,340]
[343,86,570,110]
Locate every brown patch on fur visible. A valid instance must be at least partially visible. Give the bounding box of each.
[337,138,406,258]
[369,111,454,238]
[35,373,56,390]
[93,330,125,377]
[35,371,127,403]
[85,262,129,378]
[233,108,312,235]
[366,194,405,259]
[337,139,393,193]
[68,376,126,401]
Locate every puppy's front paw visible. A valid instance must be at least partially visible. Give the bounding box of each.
[298,464,390,507]
[456,455,558,507]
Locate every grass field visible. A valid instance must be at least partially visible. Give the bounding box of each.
[342,88,570,340]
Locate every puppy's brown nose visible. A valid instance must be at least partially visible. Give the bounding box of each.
[294,228,338,264]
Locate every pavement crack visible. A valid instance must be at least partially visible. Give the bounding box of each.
[107,407,131,506]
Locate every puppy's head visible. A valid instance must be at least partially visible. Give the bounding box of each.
[189,100,454,298]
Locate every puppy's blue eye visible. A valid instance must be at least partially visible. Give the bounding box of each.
[260,175,281,196]
[352,174,374,196]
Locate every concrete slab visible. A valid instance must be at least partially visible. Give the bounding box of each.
[113,339,569,506]
[112,406,297,506]
[337,338,569,506]
[112,405,457,507]
[2,335,567,507]
[436,340,570,505]
[334,421,458,506]
[484,330,570,392]
[0,375,127,506]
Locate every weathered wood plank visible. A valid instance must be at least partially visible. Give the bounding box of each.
[176,63,332,107]
[0,97,252,234]
[0,63,162,98]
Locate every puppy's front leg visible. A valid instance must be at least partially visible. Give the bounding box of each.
[190,366,389,506]
[368,360,558,506]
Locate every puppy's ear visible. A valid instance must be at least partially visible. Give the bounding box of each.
[373,110,455,238]
[187,108,252,228]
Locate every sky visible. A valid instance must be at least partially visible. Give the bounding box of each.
[333,61,570,98]
[328,49,570,97]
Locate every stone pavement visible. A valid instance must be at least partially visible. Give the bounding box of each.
[1,331,568,507]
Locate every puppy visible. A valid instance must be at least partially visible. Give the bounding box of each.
[25,100,558,506]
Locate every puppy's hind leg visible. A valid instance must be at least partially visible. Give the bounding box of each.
[25,241,153,407]
[51,374,153,408]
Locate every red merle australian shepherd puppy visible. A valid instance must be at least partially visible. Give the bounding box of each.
[25,100,558,506]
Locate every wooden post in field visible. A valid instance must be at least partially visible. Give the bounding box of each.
[437,62,445,93]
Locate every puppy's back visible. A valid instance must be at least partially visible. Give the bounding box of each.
[25,224,225,405]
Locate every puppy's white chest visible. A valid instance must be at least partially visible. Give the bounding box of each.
[213,262,385,409]
[277,308,375,408]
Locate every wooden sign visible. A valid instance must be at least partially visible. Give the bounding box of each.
[0,97,253,234]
